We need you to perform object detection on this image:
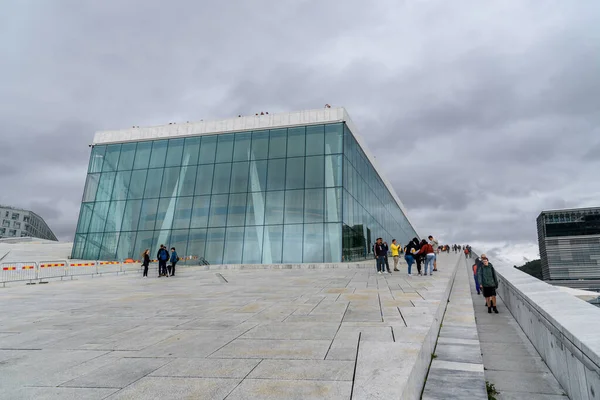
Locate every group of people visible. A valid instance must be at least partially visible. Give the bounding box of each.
[373,235,441,276]
[472,253,500,314]
[141,245,179,278]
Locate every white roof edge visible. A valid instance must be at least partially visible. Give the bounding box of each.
[92,106,417,235]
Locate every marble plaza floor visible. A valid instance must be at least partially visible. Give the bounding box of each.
[0,254,463,399]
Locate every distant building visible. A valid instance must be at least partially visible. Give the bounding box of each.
[537,207,600,291]
[0,205,58,241]
[71,107,418,263]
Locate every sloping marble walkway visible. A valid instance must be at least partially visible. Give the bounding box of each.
[1,254,461,399]
[468,260,569,400]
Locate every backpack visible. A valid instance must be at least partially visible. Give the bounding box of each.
[160,249,168,261]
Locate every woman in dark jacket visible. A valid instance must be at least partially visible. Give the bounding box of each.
[142,249,150,278]
[404,238,418,276]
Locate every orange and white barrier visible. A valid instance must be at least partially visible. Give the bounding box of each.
[1,262,38,282]
[37,261,67,279]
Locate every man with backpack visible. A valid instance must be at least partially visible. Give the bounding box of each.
[477,255,499,313]
[157,245,169,277]
[169,247,179,276]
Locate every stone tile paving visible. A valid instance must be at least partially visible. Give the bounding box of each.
[0,254,461,399]
[468,260,569,399]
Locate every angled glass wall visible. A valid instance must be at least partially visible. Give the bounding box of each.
[73,121,417,264]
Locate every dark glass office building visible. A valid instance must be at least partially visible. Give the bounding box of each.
[537,207,600,281]
[72,108,418,264]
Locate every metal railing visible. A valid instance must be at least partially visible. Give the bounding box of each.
[0,260,143,287]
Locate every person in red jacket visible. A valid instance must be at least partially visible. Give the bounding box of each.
[417,239,435,276]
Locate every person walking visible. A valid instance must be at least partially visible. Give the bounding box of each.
[472,259,481,295]
[169,247,179,276]
[142,249,150,278]
[373,238,387,274]
[477,255,499,313]
[428,235,439,271]
[404,240,416,276]
[157,245,169,277]
[391,239,401,272]
[411,238,423,275]
[382,241,391,273]
[417,239,435,276]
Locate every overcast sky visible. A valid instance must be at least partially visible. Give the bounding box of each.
[2,1,599,266]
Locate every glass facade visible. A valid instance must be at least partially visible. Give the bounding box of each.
[537,208,600,281]
[73,121,417,264]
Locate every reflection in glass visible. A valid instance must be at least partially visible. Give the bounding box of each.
[199,136,217,164]
[208,194,228,227]
[224,227,244,263]
[148,140,168,168]
[233,132,251,162]
[205,228,225,264]
[143,168,164,198]
[121,200,142,232]
[165,138,184,167]
[133,141,152,170]
[128,170,148,199]
[102,144,121,172]
[263,225,283,263]
[113,171,132,200]
[285,157,304,190]
[265,191,284,225]
[227,193,247,227]
[305,125,324,156]
[230,162,249,193]
[182,137,200,166]
[138,198,159,231]
[195,164,214,195]
[304,189,324,223]
[187,228,207,261]
[284,190,304,224]
[267,159,285,191]
[82,173,100,202]
[118,143,137,171]
[89,146,106,173]
[216,134,234,163]
[305,156,324,188]
[287,127,305,157]
[251,130,269,160]
[268,129,286,158]
[303,223,324,262]
[243,225,263,263]
[172,196,193,230]
[325,123,343,154]
[190,196,210,228]
[283,224,303,263]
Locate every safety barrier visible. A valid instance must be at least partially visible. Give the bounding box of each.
[38,261,68,280]
[68,261,97,276]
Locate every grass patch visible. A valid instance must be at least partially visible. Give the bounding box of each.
[486,381,499,400]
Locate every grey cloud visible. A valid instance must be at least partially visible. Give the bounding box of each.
[1,1,599,266]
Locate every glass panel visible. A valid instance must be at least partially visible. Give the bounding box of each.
[133,230,155,262]
[96,172,116,202]
[148,140,168,168]
[325,188,342,223]
[283,224,303,263]
[230,162,249,193]
[88,201,109,232]
[128,169,148,200]
[233,132,251,162]
[212,163,231,194]
[102,144,121,172]
[268,129,286,158]
[325,123,343,154]
[215,134,234,163]
[199,135,217,164]
[143,168,164,198]
[303,223,324,262]
[187,228,207,262]
[116,231,137,260]
[99,232,119,260]
[117,143,136,171]
[285,157,304,190]
[160,167,181,197]
[190,196,211,228]
[205,228,225,264]
[251,130,269,160]
[245,191,265,226]
[305,155,324,188]
[82,173,100,202]
[165,138,184,167]
[155,197,175,230]
[179,165,197,197]
[265,191,284,225]
[138,198,159,230]
[84,233,103,260]
[208,194,228,227]
[325,154,342,187]
[324,223,341,262]
[121,200,142,232]
[169,229,189,261]
[305,125,324,156]
[76,203,94,233]
[72,234,87,259]
[112,170,132,200]
[182,137,200,166]
[105,201,126,232]
[287,126,305,157]
[195,164,214,195]
[248,160,267,192]
[304,188,324,223]
[243,226,263,264]
[267,159,285,190]
[284,190,304,224]
[227,193,247,227]
[172,196,193,230]
[262,225,283,263]
[224,227,244,263]
[133,141,152,170]
[89,145,106,173]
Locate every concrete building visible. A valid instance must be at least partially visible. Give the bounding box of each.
[537,207,600,291]
[0,205,57,241]
[72,107,418,263]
